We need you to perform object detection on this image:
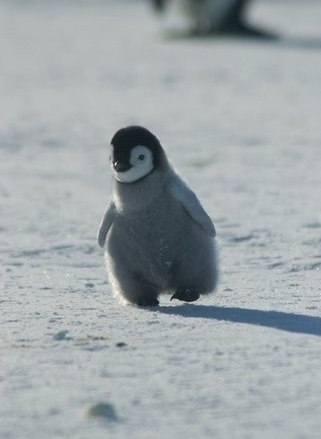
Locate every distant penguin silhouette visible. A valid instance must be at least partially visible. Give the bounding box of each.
[98,126,218,306]
[151,0,276,38]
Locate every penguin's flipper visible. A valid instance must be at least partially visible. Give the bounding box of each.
[167,178,216,237]
[97,202,116,248]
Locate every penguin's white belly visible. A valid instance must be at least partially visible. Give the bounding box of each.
[107,197,192,289]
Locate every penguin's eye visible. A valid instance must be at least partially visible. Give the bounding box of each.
[130,146,151,168]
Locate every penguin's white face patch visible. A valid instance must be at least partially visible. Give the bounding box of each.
[112,145,154,183]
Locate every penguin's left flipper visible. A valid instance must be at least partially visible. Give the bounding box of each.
[97,202,116,248]
[167,178,216,237]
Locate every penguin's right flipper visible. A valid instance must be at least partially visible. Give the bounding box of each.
[97,202,116,248]
[167,178,216,237]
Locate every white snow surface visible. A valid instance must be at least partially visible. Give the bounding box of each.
[1,1,321,438]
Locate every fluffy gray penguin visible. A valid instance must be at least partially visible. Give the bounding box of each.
[98,126,218,306]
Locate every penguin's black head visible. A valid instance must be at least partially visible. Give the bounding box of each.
[110,126,163,183]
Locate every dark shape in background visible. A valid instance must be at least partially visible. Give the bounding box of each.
[151,0,277,39]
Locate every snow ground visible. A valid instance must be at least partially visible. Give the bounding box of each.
[1,1,321,438]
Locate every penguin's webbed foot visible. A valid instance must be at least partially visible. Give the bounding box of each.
[135,297,159,307]
[170,289,200,303]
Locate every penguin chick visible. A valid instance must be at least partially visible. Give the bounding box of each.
[98,126,218,306]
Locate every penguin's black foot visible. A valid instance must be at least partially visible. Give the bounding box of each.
[170,289,200,303]
[136,297,159,307]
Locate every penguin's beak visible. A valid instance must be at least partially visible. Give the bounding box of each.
[113,161,131,173]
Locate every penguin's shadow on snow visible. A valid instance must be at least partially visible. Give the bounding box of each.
[157,305,321,337]
[281,36,321,51]
[166,31,321,51]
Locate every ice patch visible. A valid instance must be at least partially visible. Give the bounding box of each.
[304,222,321,229]
[87,403,118,421]
[53,330,70,341]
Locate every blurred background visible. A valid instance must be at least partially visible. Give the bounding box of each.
[1,0,321,156]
